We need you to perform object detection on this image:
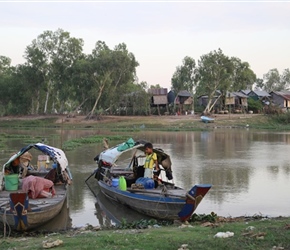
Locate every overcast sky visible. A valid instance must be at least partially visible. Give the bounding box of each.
[1,1,290,89]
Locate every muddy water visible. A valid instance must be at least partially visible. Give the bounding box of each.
[1,127,290,229]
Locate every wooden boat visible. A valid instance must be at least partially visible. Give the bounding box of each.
[0,143,72,232]
[201,116,215,123]
[87,139,211,221]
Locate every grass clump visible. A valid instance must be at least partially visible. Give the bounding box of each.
[62,135,129,150]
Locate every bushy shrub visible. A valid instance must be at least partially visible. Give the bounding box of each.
[248,98,263,113]
[271,112,290,124]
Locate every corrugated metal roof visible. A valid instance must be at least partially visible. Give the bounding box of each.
[147,88,168,95]
[240,89,251,95]
[251,90,271,97]
[177,90,192,97]
[271,91,290,100]
[232,92,248,98]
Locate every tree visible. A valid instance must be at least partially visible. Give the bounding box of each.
[255,78,264,90]
[171,56,195,94]
[68,55,92,114]
[0,56,12,74]
[102,43,139,114]
[259,68,290,92]
[195,49,233,114]
[15,64,45,114]
[280,68,290,90]
[85,41,139,119]
[230,57,256,91]
[262,68,281,92]
[24,29,83,114]
[0,61,32,115]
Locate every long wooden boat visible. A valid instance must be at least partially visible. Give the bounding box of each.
[0,143,72,232]
[87,139,211,221]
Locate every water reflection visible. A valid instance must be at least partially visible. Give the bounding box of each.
[1,128,290,228]
[87,179,151,227]
[36,198,72,231]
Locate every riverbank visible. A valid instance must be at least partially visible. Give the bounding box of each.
[0,113,276,131]
[1,216,290,250]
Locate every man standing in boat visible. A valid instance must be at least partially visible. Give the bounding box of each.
[144,142,159,178]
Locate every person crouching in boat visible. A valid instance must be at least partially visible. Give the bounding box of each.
[5,152,34,178]
[5,156,21,175]
[19,152,34,178]
[144,142,159,179]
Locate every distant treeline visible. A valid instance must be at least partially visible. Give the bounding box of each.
[0,29,289,116]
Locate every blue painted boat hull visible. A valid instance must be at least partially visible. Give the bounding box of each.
[98,180,211,221]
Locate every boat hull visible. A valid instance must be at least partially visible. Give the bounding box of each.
[0,186,67,231]
[201,116,214,123]
[98,180,211,221]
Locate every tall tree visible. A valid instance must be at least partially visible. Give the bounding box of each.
[255,78,264,90]
[280,68,290,90]
[195,49,233,114]
[262,68,281,92]
[230,57,256,91]
[171,56,195,94]
[24,29,83,114]
[0,55,12,74]
[86,41,138,119]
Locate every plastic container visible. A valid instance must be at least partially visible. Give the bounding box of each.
[112,178,119,187]
[4,174,19,191]
[119,176,127,191]
[136,177,154,189]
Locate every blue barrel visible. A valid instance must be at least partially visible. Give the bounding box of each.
[112,178,119,187]
[136,177,154,189]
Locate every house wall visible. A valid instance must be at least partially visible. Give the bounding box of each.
[284,99,290,108]
[271,93,284,108]
[241,97,248,107]
[198,96,208,106]
[248,92,259,101]
[153,95,168,105]
[225,97,235,105]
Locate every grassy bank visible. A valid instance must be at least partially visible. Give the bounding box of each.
[1,217,290,250]
[1,113,290,131]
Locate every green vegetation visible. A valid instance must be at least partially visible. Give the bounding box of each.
[1,217,290,250]
[271,112,290,124]
[0,117,58,128]
[248,98,263,114]
[62,135,130,151]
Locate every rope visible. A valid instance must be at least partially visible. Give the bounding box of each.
[2,204,11,238]
[186,192,196,201]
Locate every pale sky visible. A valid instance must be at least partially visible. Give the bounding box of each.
[1,1,290,89]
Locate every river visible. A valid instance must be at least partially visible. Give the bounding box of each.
[1,127,290,229]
